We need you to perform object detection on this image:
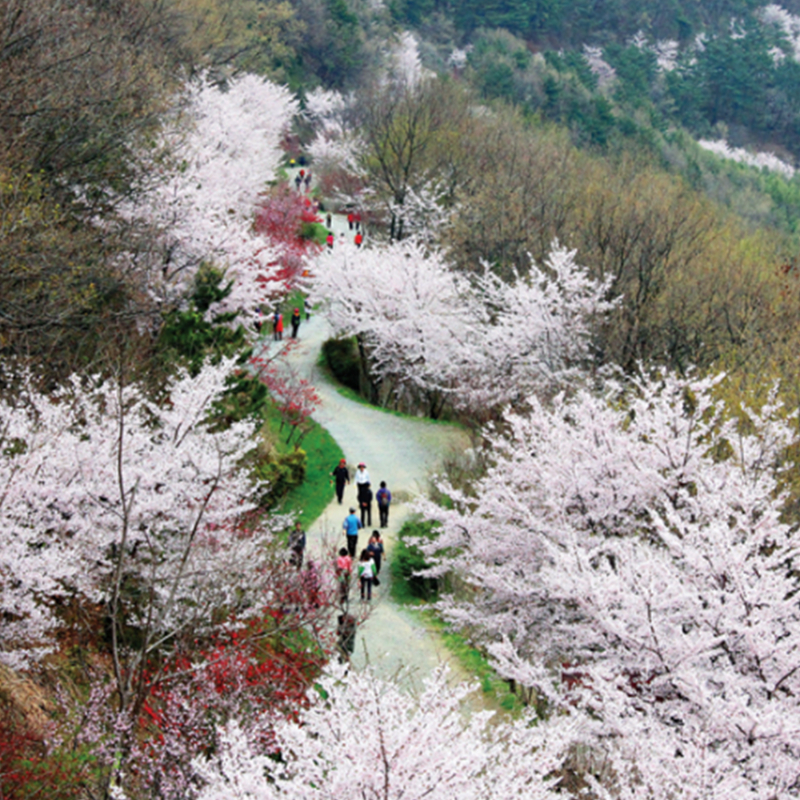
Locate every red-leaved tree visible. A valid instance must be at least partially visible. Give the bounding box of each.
[252,185,322,299]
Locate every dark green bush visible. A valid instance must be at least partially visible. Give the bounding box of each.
[321,337,361,391]
[254,449,307,507]
[158,263,247,377]
[391,520,439,601]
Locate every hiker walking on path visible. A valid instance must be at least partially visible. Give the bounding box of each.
[337,612,356,661]
[367,531,384,580]
[358,482,373,527]
[343,507,362,558]
[358,549,376,601]
[332,458,350,504]
[355,232,363,247]
[376,481,392,528]
[336,547,353,606]
[354,462,370,492]
[288,521,306,569]
[290,308,301,338]
[273,309,284,341]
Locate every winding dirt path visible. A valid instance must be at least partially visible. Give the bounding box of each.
[268,309,472,690]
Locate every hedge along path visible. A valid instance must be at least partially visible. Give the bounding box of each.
[278,310,473,691]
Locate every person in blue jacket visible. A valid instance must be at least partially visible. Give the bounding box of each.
[342,507,362,558]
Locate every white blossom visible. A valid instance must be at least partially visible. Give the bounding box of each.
[126,74,298,318]
[0,360,276,666]
[312,239,613,412]
[698,138,796,177]
[761,4,800,61]
[583,46,616,87]
[418,373,800,796]
[195,665,571,800]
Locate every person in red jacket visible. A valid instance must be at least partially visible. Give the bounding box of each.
[354,232,363,247]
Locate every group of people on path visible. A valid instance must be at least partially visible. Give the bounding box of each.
[326,229,363,249]
[334,460,391,600]
[334,523,383,661]
[255,306,304,340]
[333,460,392,529]
[293,167,312,193]
[283,458,393,661]
[336,525,384,602]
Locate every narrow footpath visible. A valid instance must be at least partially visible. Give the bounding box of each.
[271,311,472,690]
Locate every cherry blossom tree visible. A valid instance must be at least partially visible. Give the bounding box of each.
[418,372,800,797]
[312,238,613,416]
[0,359,281,668]
[304,88,362,174]
[127,74,299,322]
[193,664,575,800]
[0,357,344,796]
[313,238,477,414]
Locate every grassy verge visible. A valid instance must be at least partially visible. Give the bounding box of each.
[262,401,343,529]
[394,603,521,714]
[389,519,521,714]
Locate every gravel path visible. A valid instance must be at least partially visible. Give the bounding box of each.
[265,309,473,690]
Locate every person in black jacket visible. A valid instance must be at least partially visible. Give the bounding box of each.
[358,481,373,527]
[290,307,301,338]
[376,481,392,528]
[331,459,349,504]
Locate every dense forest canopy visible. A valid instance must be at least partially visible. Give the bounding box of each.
[395,0,800,42]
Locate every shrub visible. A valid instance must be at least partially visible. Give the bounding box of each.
[254,448,307,506]
[0,712,92,800]
[321,337,360,392]
[391,520,439,601]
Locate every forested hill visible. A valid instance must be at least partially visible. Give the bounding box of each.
[394,0,798,42]
[394,1,800,162]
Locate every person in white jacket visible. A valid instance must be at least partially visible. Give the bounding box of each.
[358,549,376,601]
[354,462,370,488]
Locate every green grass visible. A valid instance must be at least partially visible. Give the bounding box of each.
[395,602,522,714]
[285,288,310,319]
[262,401,344,529]
[388,519,521,714]
[438,625,521,713]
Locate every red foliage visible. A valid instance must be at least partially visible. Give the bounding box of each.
[254,185,317,243]
[249,358,321,444]
[249,184,323,298]
[0,716,87,800]
[133,585,336,798]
